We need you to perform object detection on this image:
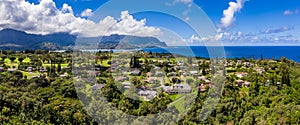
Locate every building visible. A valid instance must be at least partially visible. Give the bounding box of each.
[167,72,177,77]
[235,80,251,87]
[164,84,191,94]
[27,67,33,72]
[115,76,129,82]
[122,81,132,89]
[155,71,164,76]
[7,68,17,72]
[199,84,208,92]
[91,84,105,91]
[190,71,198,76]
[130,69,141,76]
[236,72,248,78]
[137,89,157,101]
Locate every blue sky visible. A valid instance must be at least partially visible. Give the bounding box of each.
[1,0,300,45]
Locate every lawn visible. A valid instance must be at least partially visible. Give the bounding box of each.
[97,59,110,67]
[169,94,186,113]
[4,58,18,68]
[42,63,69,68]
[23,57,31,63]
[21,71,40,79]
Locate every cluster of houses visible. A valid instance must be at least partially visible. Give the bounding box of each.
[71,54,282,101]
[0,64,70,79]
[91,58,216,101]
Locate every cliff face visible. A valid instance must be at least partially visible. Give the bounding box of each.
[76,34,167,49]
[100,34,167,49]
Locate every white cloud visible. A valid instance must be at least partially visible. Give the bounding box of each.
[185,17,190,21]
[284,10,293,15]
[166,0,193,22]
[61,3,73,14]
[283,9,298,15]
[80,8,93,17]
[0,0,161,37]
[220,0,247,28]
[189,33,223,44]
[166,0,193,5]
[176,0,193,4]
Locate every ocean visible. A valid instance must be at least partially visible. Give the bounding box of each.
[142,46,300,62]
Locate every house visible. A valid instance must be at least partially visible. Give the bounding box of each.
[237,60,242,65]
[164,84,191,94]
[115,76,129,82]
[153,66,161,71]
[178,70,185,75]
[137,89,157,101]
[155,71,164,76]
[192,64,198,67]
[122,81,132,89]
[243,62,253,67]
[235,80,251,87]
[146,72,152,77]
[167,72,177,77]
[59,73,69,78]
[39,68,47,73]
[198,83,210,92]
[198,76,206,81]
[236,72,248,78]
[190,71,198,76]
[91,84,105,90]
[8,68,17,72]
[174,66,181,70]
[235,80,244,86]
[254,67,265,74]
[130,69,141,76]
[158,60,164,63]
[27,67,33,72]
[148,77,159,84]
[243,81,251,86]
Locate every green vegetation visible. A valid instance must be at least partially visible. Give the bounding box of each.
[0,50,299,124]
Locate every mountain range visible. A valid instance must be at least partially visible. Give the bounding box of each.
[0,29,167,50]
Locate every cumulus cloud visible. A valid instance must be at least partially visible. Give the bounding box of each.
[283,9,298,15]
[220,0,247,28]
[0,0,161,37]
[61,3,73,14]
[80,8,93,17]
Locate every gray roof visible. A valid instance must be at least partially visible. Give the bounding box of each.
[91,84,105,90]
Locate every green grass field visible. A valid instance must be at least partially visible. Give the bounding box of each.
[169,94,186,113]
[42,63,69,68]
[21,71,40,79]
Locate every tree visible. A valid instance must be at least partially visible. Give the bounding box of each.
[18,57,24,63]
[9,56,16,63]
[57,63,62,73]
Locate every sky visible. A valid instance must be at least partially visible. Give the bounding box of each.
[0,0,300,45]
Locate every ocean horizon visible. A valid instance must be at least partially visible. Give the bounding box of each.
[141,46,300,62]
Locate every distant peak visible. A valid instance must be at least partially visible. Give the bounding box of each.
[1,28,25,33]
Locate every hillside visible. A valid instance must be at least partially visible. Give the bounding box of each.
[0,29,167,50]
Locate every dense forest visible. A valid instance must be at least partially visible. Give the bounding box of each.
[0,50,299,124]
